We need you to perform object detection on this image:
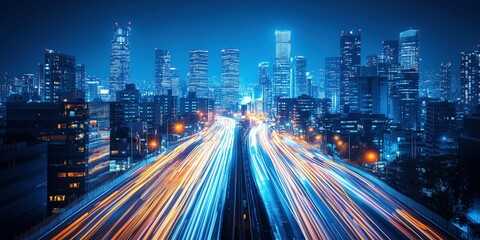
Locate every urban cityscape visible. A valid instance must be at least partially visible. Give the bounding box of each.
[1,0,479,239]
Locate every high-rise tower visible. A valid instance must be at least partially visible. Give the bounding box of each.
[109,22,131,100]
[221,48,240,112]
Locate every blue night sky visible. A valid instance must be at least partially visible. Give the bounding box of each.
[1,0,479,86]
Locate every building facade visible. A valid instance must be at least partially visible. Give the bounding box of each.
[109,22,131,100]
[221,48,240,112]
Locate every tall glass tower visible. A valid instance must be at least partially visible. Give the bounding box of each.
[294,56,307,97]
[274,30,291,99]
[399,29,419,71]
[188,50,209,98]
[154,49,171,96]
[325,57,340,113]
[109,22,131,100]
[340,30,361,113]
[221,48,240,112]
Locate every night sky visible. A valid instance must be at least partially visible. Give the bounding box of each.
[1,0,479,86]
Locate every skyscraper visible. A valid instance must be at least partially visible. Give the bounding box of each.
[44,49,76,103]
[460,47,480,115]
[75,64,86,92]
[169,67,181,97]
[325,57,340,113]
[380,40,399,65]
[37,63,44,99]
[154,49,171,96]
[440,62,452,101]
[189,50,209,98]
[391,69,419,130]
[425,101,457,158]
[365,55,378,77]
[258,62,271,117]
[221,48,240,112]
[399,29,420,71]
[273,30,291,99]
[294,56,307,97]
[109,22,131,100]
[379,40,400,119]
[340,30,361,113]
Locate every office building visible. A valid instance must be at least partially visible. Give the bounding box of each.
[273,30,291,99]
[439,62,452,101]
[189,50,209,98]
[325,57,341,113]
[460,47,480,115]
[357,76,388,115]
[155,49,171,95]
[425,101,457,157]
[340,30,361,113]
[44,49,77,102]
[391,69,419,130]
[6,102,110,214]
[221,48,240,112]
[109,22,131,100]
[258,62,272,117]
[399,29,420,71]
[0,142,47,239]
[75,64,86,93]
[294,56,307,97]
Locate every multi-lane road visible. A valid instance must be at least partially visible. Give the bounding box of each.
[248,122,452,239]
[28,117,457,239]
[45,117,236,240]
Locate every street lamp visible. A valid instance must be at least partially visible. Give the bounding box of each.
[315,134,322,151]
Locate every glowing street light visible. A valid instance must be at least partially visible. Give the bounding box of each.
[174,123,184,133]
[334,135,340,141]
[365,151,378,163]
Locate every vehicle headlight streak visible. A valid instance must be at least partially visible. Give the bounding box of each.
[249,123,446,240]
[52,117,236,240]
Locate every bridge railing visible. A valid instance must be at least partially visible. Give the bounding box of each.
[19,154,159,240]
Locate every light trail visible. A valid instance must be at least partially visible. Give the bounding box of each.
[49,117,236,240]
[248,123,450,239]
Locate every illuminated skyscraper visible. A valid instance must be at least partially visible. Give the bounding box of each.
[294,56,307,97]
[439,62,452,101]
[391,69,419,130]
[460,47,480,114]
[44,49,76,103]
[169,67,181,97]
[221,48,240,112]
[109,22,131,100]
[399,29,419,71]
[273,30,291,99]
[379,40,400,119]
[75,64,86,92]
[325,57,340,113]
[188,50,208,98]
[154,49,171,95]
[340,30,361,113]
[258,62,271,117]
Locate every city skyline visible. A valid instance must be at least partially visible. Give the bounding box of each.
[2,0,480,85]
[1,1,480,239]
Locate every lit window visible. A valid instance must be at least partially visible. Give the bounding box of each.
[57,172,67,177]
[69,182,80,188]
[67,172,86,177]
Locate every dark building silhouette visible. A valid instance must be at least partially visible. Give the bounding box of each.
[0,142,47,239]
[425,101,457,157]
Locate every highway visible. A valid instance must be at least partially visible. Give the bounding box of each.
[45,117,236,240]
[248,123,452,239]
